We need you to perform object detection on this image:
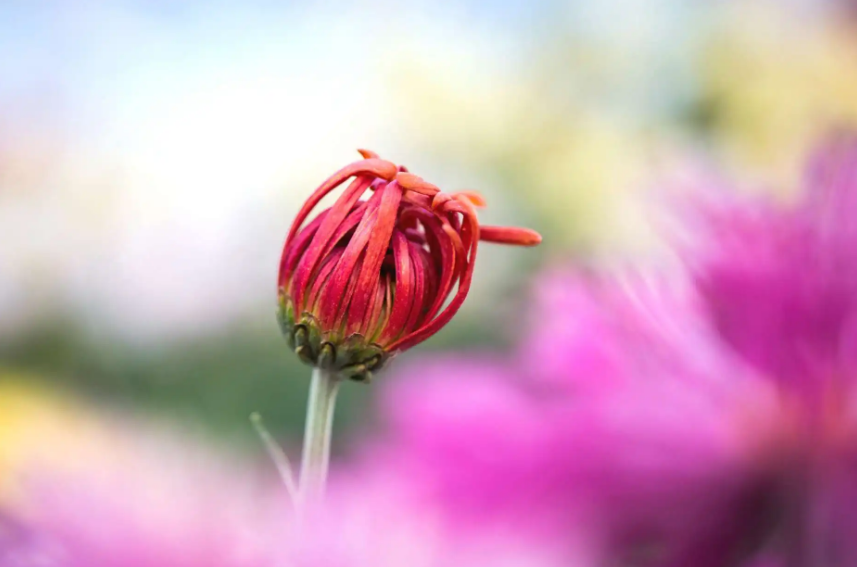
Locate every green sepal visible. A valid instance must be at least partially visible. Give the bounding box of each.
[277,309,391,382]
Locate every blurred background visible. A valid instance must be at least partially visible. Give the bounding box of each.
[3,0,857,465]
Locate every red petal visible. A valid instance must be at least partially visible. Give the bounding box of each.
[479,225,542,246]
[279,209,328,288]
[404,242,433,331]
[365,275,392,341]
[455,191,487,208]
[285,158,397,248]
[416,215,456,324]
[306,248,345,314]
[345,181,403,329]
[324,201,368,255]
[388,208,480,352]
[357,148,380,159]
[431,192,453,214]
[398,206,448,282]
[402,191,432,209]
[403,227,426,245]
[380,230,415,344]
[319,188,386,328]
[397,172,440,196]
[292,176,373,312]
[360,276,386,339]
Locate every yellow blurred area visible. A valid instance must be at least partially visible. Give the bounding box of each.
[701,3,857,186]
[393,58,662,252]
[0,373,121,507]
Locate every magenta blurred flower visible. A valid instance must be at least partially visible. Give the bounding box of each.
[371,132,857,566]
[1,420,291,567]
[690,134,857,400]
[379,276,782,566]
[285,470,570,567]
[683,132,857,565]
[1,406,569,567]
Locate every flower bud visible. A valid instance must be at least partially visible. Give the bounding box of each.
[278,150,541,382]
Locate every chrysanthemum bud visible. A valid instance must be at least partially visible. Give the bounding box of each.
[278,150,541,382]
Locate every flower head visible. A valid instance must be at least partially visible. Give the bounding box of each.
[373,273,779,566]
[277,149,541,382]
[689,131,857,403]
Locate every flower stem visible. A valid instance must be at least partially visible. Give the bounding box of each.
[299,367,341,509]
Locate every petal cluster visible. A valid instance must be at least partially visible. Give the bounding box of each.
[688,132,857,403]
[278,150,540,381]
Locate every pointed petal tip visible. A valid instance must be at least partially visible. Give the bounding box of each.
[524,230,543,246]
[357,148,379,159]
[456,191,487,208]
[479,225,542,247]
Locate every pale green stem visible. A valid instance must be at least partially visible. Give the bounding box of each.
[299,367,341,509]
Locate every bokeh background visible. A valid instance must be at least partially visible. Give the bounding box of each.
[3,0,857,476]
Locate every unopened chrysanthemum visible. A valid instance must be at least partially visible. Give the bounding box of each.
[278,149,541,382]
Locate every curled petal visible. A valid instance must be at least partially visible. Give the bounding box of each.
[439,200,469,216]
[306,248,345,313]
[443,223,467,281]
[381,231,416,343]
[403,228,426,245]
[320,188,386,327]
[431,192,453,214]
[292,176,374,312]
[397,172,440,196]
[279,209,328,287]
[285,158,397,247]
[345,181,403,332]
[455,191,487,208]
[402,191,432,209]
[362,276,388,341]
[405,242,432,331]
[369,275,394,341]
[389,212,480,352]
[421,217,458,324]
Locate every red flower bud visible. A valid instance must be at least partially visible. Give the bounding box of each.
[278,150,541,381]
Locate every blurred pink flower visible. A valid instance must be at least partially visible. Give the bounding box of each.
[1,405,569,567]
[286,470,569,567]
[370,133,857,566]
[378,279,781,566]
[0,417,291,567]
[688,133,857,402]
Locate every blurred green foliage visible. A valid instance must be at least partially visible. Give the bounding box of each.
[0,311,511,449]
